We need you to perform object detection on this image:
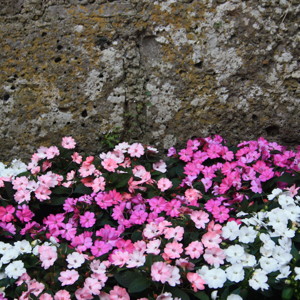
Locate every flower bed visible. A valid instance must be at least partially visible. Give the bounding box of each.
[0,136,300,300]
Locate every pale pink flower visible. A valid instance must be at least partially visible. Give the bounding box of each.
[157,178,173,192]
[151,262,172,284]
[164,226,184,241]
[28,280,45,296]
[39,293,53,300]
[201,231,222,249]
[128,143,144,158]
[187,272,205,291]
[75,288,93,300]
[71,152,82,164]
[185,241,204,259]
[109,286,130,300]
[146,239,161,255]
[58,270,79,286]
[46,146,60,159]
[203,247,226,267]
[164,241,183,259]
[54,290,71,300]
[190,210,209,229]
[84,277,103,295]
[101,158,118,172]
[61,137,76,149]
[153,160,167,173]
[35,185,51,201]
[91,176,106,193]
[38,245,57,269]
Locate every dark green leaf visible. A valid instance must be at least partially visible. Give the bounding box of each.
[166,287,190,300]
[171,178,181,188]
[74,183,92,195]
[282,287,294,300]
[52,186,71,195]
[114,271,138,288]
[131,230,142,242]
[48,197,67,206]
[193,291,210,300]
[4,181,15,201]
[128,276,151,293]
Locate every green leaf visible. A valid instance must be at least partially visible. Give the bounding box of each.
[131,230,142,242]
[4,181,15,201]
[275,173,297,184]
[48,197,67,206]
[282,287,294,300]
[73,183,92,195]
[171,178,181,188]
[128,276,151,293]
[193,291,210,300]
[52,186,71,195]
[166,287,190,300]
[114,271,138,288]
[115,173,132,189]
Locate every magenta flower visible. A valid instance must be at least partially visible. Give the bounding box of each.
[80,211,96,228]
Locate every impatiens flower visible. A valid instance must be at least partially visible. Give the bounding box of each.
[248,269,269,291]
[226,264,245,282]
[101,158,118,172]
[128,143,144,158]
[151,262,172,284]
[84,277,103,295]
[164,241,183,259]
[5,261,26,279]
[66,252,85,269]
[202,267,227,289]
[185,241,204,259]
[38,245,57,269]
[58,269,79,286]
[54,290,71,300]
[190,210,209,229]
[187,272,205,291]
[201,231,222,249]
[157,178,173,192]
[79,211,96,228]
[109,286,130,300]
[61,136,76,149]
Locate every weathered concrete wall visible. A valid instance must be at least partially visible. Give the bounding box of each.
[0,0,299,161]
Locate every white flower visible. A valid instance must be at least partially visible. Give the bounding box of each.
[241,253,257,267]
[227,294,243,300]
[238,226,257,244]
[225,245,245,264]
[249,269,269,291]
[211,291,218,300]
[259,257,279,274]
[14,240,32,255]
[222,221,240,241]
[272,246,293,266]
[284,205,300,222]
[226,264,245,283]
[0,242,12,255]
[276,265,291,280]
[267,208,288,229]
[278,194,294,208]
[295,267,300,280]
[267,188,282,200]
[66,252,85,269]
[1,248,19,264]
[203,268,227,289]
[90,260,106,274]
[5,260,26,279]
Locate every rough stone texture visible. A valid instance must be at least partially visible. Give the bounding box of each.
[0,0,299,161]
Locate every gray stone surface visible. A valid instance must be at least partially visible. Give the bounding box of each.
[0,0,299,161]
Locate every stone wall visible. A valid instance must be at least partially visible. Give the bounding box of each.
[0,0,299,161]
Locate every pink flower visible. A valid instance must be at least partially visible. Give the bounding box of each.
[75,288,93,300]
[128,143,144,158]
[61,137,76,149]
[38,245,57,269]
[151,262,172,284]
[91,241,112,257]
[84,277,103,295]
[28,280,45,296]
[16,205,34,223]
[14,189,31,204]
[39,293,53,300]
[101,158,118,172]
[54,290,71,300]
[212,206,230,223]
[109,286,130,300]
[203,247,226,267]
[201,232,222,249]
[58,270,79,286]
[157,178,173,192]
[35,185,51,201]
[46,146,60,159]
[190,210,209,229]
[71,152,82,164]
[164,226,184,241]
[185,241,204,259]
[187,272,205,291]
[80,211,96,228]
[0,205,15,222]
[164,241,183,259]
[91,176,106,193]
[109,250,130,267]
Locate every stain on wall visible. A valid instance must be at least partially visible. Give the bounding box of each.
[0,0,299,161]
